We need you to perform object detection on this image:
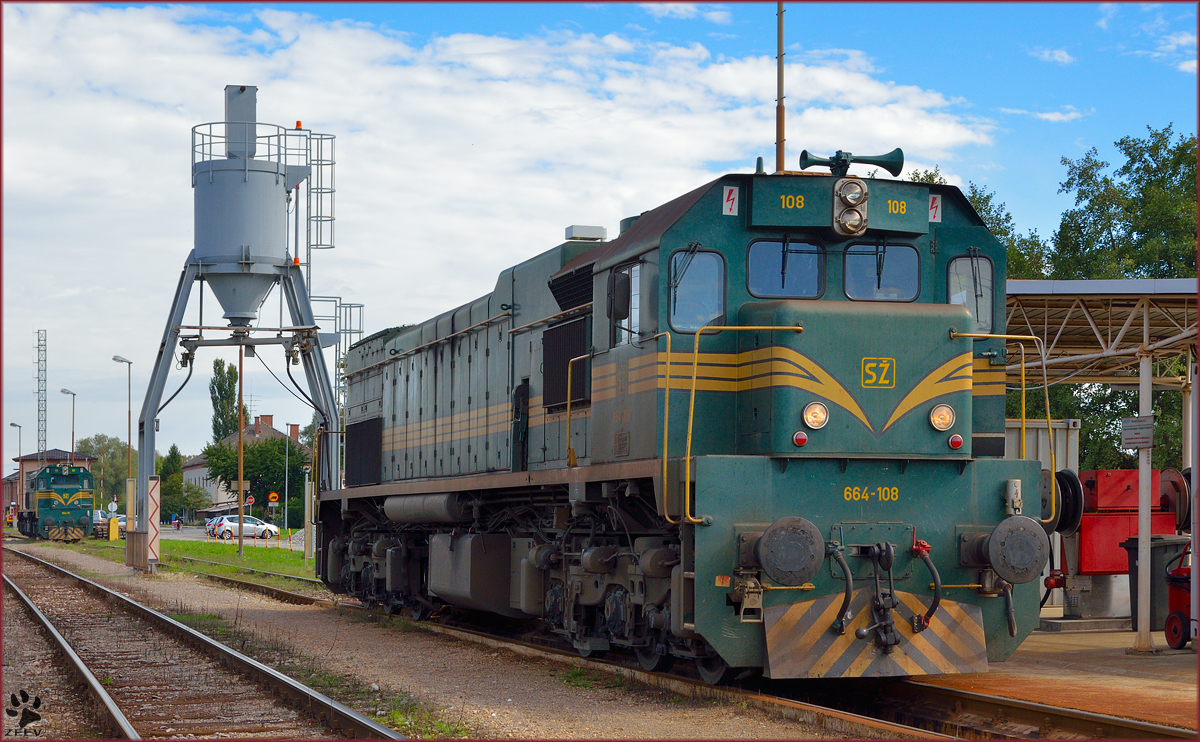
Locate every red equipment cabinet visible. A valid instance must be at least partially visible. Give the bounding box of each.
[1079,469,1161,511]
[1077,512,1176,574]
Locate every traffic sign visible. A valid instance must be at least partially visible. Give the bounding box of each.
[268,491,279,503]
[246,495,255,505]
[108,501,117,512]
[269,501,278,508]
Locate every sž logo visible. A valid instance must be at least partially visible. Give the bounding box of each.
[5,690,42,736]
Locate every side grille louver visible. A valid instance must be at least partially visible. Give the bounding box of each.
[548,264,594,311]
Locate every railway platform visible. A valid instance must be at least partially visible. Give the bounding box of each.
[913,608,1197,731]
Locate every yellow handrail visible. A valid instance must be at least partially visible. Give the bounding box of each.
[564,352,593,467]
[950,332,1057,526]
[683,324,804,525]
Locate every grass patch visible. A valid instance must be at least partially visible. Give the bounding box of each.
[27,533,320,582]
[562,667,624,689]
[158,538,314,578]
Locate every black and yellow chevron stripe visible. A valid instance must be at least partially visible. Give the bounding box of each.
[762,589,987,678]
[47,526,85,542]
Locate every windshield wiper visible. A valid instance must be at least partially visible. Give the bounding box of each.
[670,241,702,312]
[780,233,791,288]
[968,246,984,318]
[876,237,887,290]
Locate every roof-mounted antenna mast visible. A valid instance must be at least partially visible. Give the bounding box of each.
[775,1,785,174]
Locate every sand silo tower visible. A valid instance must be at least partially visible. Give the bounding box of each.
[130,86,340,569]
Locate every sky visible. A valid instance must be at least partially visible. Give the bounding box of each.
[3,2,1196,471]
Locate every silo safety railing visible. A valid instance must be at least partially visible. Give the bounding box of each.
[191,122,314,185]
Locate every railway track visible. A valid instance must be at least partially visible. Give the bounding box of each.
[14,544,1193,740]
[167,555,1194,740]
[2,547,402,740]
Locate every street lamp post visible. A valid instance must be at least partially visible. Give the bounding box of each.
[60,389,76,463]
[9,422,21,512]
[112,356,132,481]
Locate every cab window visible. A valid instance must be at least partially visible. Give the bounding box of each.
[844,243,919,301]
[611,263,641,346]
[669,250,725,332]
[747,239,823,298]
[948,254,994,333]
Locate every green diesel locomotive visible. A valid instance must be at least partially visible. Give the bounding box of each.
[16,463,96,542]
[318,149,1050,682]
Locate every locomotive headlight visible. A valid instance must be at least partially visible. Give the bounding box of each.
[838,180,867,206]
[837,208,864,232]
[929,403,955,431]
[803,402,829,429]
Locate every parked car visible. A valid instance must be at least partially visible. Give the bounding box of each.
[92,509,119,537]
[205,516,222,537]
[212,515,278,540]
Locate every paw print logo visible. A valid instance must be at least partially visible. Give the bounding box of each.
[6,690,41,728]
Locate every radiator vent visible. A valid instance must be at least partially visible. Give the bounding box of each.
[345,417,383,487]
[543,317,590,409]
[548,264,593,311]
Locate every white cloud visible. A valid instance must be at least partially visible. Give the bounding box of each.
[1034,110,1088,123]
[639,3,731,24]
[2,4,995,459]
[1159,31,1197,53]
[1179,59,1198,73]
[1031,48,1075,64]
[1097,4,1119,29]
[999,106,1090,123]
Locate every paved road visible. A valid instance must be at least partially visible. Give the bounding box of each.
[158,524,304,547]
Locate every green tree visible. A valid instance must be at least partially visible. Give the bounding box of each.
[299,414,317,450]
[908,166,1050,279]
[209,358,249,444]
[160,477,210,524]
[156,444,186,519]
[76,434,137,510]
[998,126,1194,472]
[965,183,1050,280]
[908,165,947,185]
[157,444,183,480]
[202,436,310,517]
[1054,124,1196,279]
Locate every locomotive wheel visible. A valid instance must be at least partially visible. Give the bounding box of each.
[576,645,608,660]
[635,643,676,673]
[1164,611,1190,650]
[406,598,433,621]
[695,655,731,685]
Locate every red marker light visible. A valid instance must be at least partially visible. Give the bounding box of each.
[948,434,964,450]
[792,430,808,447]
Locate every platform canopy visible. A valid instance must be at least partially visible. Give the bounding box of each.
[1004,278,1196,389]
